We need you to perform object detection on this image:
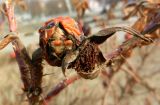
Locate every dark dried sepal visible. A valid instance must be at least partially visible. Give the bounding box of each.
[62,50,79,77]
[88,26,152,45]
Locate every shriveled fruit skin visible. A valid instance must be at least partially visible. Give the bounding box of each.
[39,16,84,66]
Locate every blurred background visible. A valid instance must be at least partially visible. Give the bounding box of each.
[0,0,160,105]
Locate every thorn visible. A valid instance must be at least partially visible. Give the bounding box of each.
[43,72,55,76]
[40,94,48,105]
[62,63,67,77]
[61,50,79,77]
[52,52,61,60]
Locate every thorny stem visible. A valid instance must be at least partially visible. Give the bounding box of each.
[1,1,79,105]
[4,1,43,105]
[3,0,32,93]
[41,75,81,105]
[3,1,17,32]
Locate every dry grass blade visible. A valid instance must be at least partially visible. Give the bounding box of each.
[2,1,44,105]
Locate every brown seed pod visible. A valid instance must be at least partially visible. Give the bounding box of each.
[70,42,106,79]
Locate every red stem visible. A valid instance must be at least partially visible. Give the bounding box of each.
[42,75,80,105]
[4,2,42,104]
[4,2,17,32]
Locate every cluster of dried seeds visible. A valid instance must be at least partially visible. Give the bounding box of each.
[71,42,104,79]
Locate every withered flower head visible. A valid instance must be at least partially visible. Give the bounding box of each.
[39,17,151,79]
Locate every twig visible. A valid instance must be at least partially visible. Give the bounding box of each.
[41,75,81,105]
[3,1,43,105]
[101,11,160,104]
[121,55,141,83]
[3,1,17,32]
